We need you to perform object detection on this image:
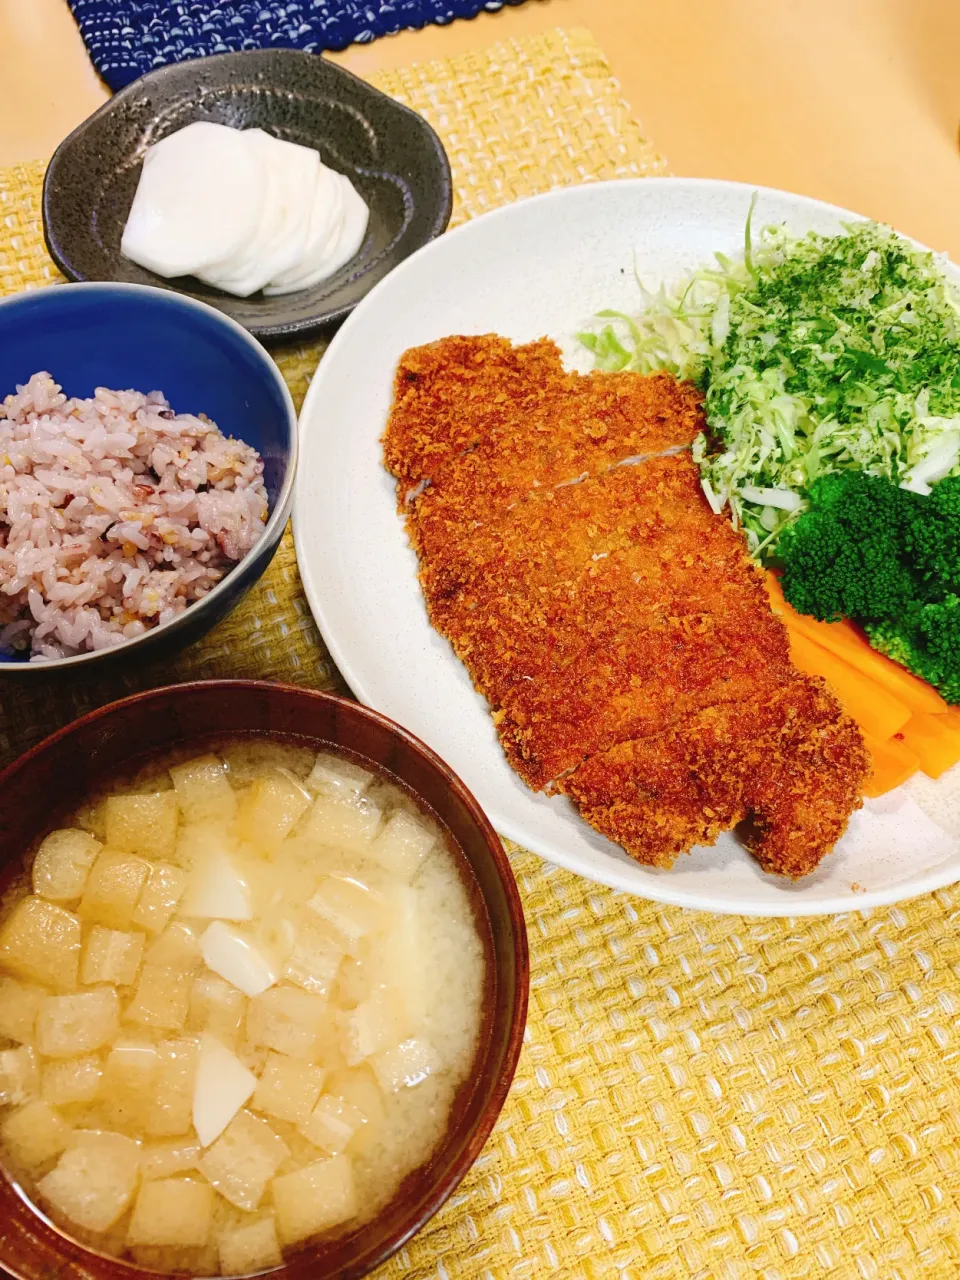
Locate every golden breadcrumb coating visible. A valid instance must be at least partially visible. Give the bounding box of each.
[382,335,868,878]
[561,677,867,878]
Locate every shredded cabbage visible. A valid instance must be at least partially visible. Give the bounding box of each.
[579,202,960,557]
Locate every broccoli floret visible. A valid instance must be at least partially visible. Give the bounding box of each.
[904,475,960,595]
[778,471,960,703]
[777,472,916,620]
[867,601,960,704]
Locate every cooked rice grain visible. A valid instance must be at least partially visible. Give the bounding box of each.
[0,372,267,661]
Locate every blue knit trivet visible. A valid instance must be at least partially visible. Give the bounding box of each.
[68,1,529,92]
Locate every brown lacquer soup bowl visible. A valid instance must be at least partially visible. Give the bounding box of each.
[0,680,528,1280]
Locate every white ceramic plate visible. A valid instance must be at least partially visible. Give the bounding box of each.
[295,177,960,916]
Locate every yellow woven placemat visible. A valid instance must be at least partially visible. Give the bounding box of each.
[2,27,960,1279]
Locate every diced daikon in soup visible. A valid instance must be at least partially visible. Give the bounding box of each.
[0,740,487,1274]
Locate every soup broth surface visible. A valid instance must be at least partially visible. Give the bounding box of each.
[0,738,486,1274]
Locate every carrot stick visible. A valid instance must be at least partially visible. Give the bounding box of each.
[786,631,912,741]
[862,733,920,797]
[766,574,948,715]
[899,712,960,780]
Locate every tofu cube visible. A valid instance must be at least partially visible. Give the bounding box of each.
[302,794,383,854]
[41,1055,102,1106]
[198,1109,289,1211]
[335,955,372,1009]
[173,818,228,870]
[218,1214,283,1275]
[127,1243,219,1275]
[32,829,102,902]
[235,769,312,851]
[80,926,145,987]
[104,791,177,857]
[306,754,373,802]
[283,923,343,997]
[244,908,302,990]
[125,964,191,1031]
[0,1045,38,1105]
[298,1094,365,1156]
[324,1066,384,1155]
[252,1053,326,1124]
[368,810,437,881]
[1,1099,72,1169]
[306,876,388,951]
[131,863,187,934]
[126,1177,213,1247]
[221,742,315,786]
[188,975,246,1044]
[372,1037,441,1092]
[144,920,202,972]
[236,1041,270,1076]
[36,989,119,1058]
[37,1129,141,1232]
[147,1038,199,1138]
[105,1037,196,1139]
[0,976,46,1044]
[0,896,81,989]
[246,988,329,1061]
[72,799,107,842]
[101,1038,159,1129]
[79,853,151,930]
[271,1155,358,1244]
[140,1137,202,1181]
[180,842,252,921]
[264,899,315,956]
[169,754,237,824]
[343,989,408,1065]
[367,886,426,1029]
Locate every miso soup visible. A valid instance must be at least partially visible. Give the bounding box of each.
[0,740,487,1274]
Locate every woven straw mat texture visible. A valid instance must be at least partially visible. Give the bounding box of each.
[3,26,960,1280]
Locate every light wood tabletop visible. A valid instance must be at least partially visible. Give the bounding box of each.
[2,0,959,258]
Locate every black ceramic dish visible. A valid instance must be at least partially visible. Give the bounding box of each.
[42,50,453,342]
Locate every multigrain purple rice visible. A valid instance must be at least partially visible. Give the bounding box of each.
[0,372,267,661]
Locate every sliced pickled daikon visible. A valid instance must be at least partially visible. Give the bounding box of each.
[306,174,369,281]
[200,130,318,297]
[121,122,265,279]
[263,163,343,295]
[265,173,369,296]
[195,137,285,296]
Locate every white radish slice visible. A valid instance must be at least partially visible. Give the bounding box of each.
[201,130,318,298]
[264,164,343,294]
[198,137,287,294]
[310,176,370,280]
[264,174,369,296]
[121,121,265,279]
[262,203,344,297]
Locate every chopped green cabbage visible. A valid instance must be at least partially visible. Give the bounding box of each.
[579,204,960,557]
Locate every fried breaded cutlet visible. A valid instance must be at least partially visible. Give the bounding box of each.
[382,335,869,878]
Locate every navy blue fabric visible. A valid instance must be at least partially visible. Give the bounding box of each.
[68,1,528,91]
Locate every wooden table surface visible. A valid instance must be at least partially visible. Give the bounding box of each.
[2,0,960,259]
